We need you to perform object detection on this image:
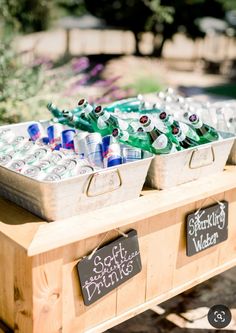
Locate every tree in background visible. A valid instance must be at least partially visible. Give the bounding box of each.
[83,0,235,57]
[0,0,53,33]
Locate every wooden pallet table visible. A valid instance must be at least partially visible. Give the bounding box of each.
[0,165,236,333]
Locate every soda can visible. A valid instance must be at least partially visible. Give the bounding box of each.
[36,159,52,171]
[72,158,94,175]
[107,143,122,167]
[59,158,77,176]
[53,143,62,151]
[86,133,103,168]
[122,147,142,163]
[0,144,15,156]
[77,160,94,175]
[0,154,13,166]
[17,141,36,157]
[8,159,25,172]
[43,173,61,182]
[0,129,15,143]
[50,151,65,164]
[102,135,122,167]
[24,153,39,165]
[39,137,50,145]
[62,129,75,150]
[47,124,63,145]
[27,123,44,141]
[21,165,45,180]
[33,147,51,160]
[11,136,27,148]
[50,165,68,178]
[74,131,88,157]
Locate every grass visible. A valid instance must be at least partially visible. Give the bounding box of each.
[204,83,236,98]
[125,76,164,94]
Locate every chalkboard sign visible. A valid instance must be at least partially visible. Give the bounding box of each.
[77,229,142,306]
[186,201,228,256]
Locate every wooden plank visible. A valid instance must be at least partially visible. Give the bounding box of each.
[85,257,236,333]
[14,247,33,333]
[116,222,148,314]
[218,188,236,264]
[145,209,179,300]
[0,235,14,329]
[32,249,63,333]
[0,198,45,251]
[28,166,236,256]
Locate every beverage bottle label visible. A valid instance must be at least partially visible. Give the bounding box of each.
[117,118,129,131]
[97,118,107,129]
[152,134,168,150]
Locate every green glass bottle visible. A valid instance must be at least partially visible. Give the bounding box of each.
[80,101,111,135]
[58,109,94,132]
[92,105,130,134]
[158,110,200,142]
[171,126,199,150]
[112,128,149,150]
[47,103,63,118]
[139,115,178,154]
[184,112,220,143]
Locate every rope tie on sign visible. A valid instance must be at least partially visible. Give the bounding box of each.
[88,228,128,260]
[194,196,225,216]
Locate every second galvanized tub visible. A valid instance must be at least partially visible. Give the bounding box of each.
[145,132,235,190]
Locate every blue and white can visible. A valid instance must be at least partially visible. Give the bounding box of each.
[101,136,122,168]
[86,133,103,168]
[62,129,75,150]
[27,123,44,141]
[47,124,63,145]
[122,147,142,163]
[74,131,88,158]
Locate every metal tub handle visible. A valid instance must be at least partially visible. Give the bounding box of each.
[86,168,122,197]
[189,146,215,169]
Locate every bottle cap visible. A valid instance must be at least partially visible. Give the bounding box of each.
[139,115,149,125]
[94,105,103,115]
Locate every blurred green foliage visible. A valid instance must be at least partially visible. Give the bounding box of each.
[0,0,52,33]
[0,38,46,124]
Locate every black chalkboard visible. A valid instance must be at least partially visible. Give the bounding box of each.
[186,201,228,257]
[77,229,142,306]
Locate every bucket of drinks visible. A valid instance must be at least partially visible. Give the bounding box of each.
[0,121,153,221]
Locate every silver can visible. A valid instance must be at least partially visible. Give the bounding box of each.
[21,165,45,179]
[74,131,89,158]
[33,147,51,160]
[8,159,26,172]
[122,147,142,163]
[0,154,13,166]
[24,153,39,165]
[59,158,78,176]
[50,165,68,178]
[0,129,15,143]
[86,133,103,168]
[15,141,36,158]
[50,151,65,165]
[0,144,15,155]
[74,158,94,176]
[36,159,52,171]
[43,173,61,181]
[11,136,27,149]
